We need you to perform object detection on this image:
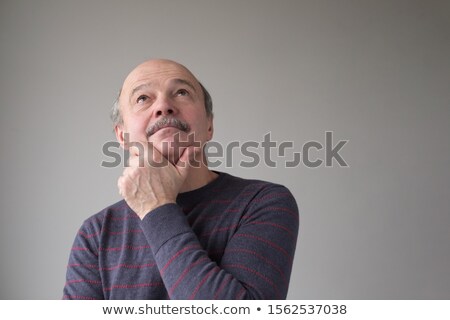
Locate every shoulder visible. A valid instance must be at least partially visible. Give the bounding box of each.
[217,171,298,210]
[79,199,133,233]
[221,173,300,244]
[219,171,295,195]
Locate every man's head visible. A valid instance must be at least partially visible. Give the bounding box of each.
[112,59,214,163]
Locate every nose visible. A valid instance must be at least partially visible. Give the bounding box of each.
[154,96,177,117]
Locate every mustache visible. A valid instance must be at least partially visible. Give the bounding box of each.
[146,117,190,138]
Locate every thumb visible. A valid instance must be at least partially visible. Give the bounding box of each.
[129,145,140,157]
[128,141,149,167]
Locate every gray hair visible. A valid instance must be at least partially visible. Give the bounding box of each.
[110,82,213,127]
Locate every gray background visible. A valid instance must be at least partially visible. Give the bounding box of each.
[1,0,449,299]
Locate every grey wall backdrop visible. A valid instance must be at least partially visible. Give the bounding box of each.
[1,0,449,299]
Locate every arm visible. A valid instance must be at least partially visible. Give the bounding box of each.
[140,184,299,299]
[63,221,104,300]
[119,145,298,299]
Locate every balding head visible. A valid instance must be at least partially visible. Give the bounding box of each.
[111,59,213,127]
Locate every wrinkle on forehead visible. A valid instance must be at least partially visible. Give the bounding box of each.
[130,78,197,99]
[126,60,197,91]
[118,59,201,107]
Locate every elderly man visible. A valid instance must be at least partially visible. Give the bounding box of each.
[63,59,299,299]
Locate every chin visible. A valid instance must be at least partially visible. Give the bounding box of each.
[149,139,185,163]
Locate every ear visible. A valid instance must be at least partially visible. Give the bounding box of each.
[206,117,214,141]
[114,124,126,148]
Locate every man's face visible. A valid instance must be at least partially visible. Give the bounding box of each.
[115,60,213,163]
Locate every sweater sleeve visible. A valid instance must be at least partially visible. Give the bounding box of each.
[140,184,299,299]
[63,220,104,300]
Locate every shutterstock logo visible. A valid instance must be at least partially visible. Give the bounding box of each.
[101,131,349,169]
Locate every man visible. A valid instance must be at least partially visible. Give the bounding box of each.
[63,59,299,299]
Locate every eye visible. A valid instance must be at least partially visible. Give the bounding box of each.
[175,89,189,96]
[136,95,149,104]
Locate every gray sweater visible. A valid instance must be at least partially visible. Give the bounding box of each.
[63,172,299,299]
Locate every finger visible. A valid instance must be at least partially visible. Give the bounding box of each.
[128,154,144,167]
[129,144,144,157]
[129,141,152,166]
[176,146,196,176]
[127,139,152,155]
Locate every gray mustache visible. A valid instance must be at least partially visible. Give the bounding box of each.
[146,117,190,138]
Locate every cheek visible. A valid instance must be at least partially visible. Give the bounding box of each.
[123,115,150,141]
[191,119,212,141]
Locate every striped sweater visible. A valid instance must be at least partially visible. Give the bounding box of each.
[63,172,299,299]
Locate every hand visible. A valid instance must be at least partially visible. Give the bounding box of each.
[117,142,194,219]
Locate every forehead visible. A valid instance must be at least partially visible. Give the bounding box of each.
[120,60,199,99]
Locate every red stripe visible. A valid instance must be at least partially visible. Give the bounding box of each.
[200,222,295,239]
[106,229,143,235]
[213,274,233,299]
[236,286,247,299]
[225,248,287,284]
[251,192,291,202]
[235,234,292,262]
[223,264,280,298]
[257,206,299,221]
[247,221,297,239]
[79,228,143,239]
[105,282,164,291]
[239,190,267,197]
[189,266,219,299]
[65,279,102,286]
[79,230,100,239]
[63,295,98,300]
[99,263,156,271]
[160,244,200,275]
[200,224,239,237]
[99,245,151,251]
[191,206,297,226]
[168,257,209,296]
[68,262,157,272]
[233,281,261,299]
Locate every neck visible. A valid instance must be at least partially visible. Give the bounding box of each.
[180,166,218,193]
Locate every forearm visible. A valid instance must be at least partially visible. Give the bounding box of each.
[141,202,298,299]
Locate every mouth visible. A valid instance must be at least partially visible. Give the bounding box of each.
[146,117,190,138]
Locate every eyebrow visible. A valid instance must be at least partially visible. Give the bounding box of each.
[130,83,152,100]
[172,78,197,93]
[129,78,197,102]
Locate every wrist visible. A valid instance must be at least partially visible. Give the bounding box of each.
[137,200,176,219]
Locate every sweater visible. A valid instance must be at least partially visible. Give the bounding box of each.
[63,171,299,299]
